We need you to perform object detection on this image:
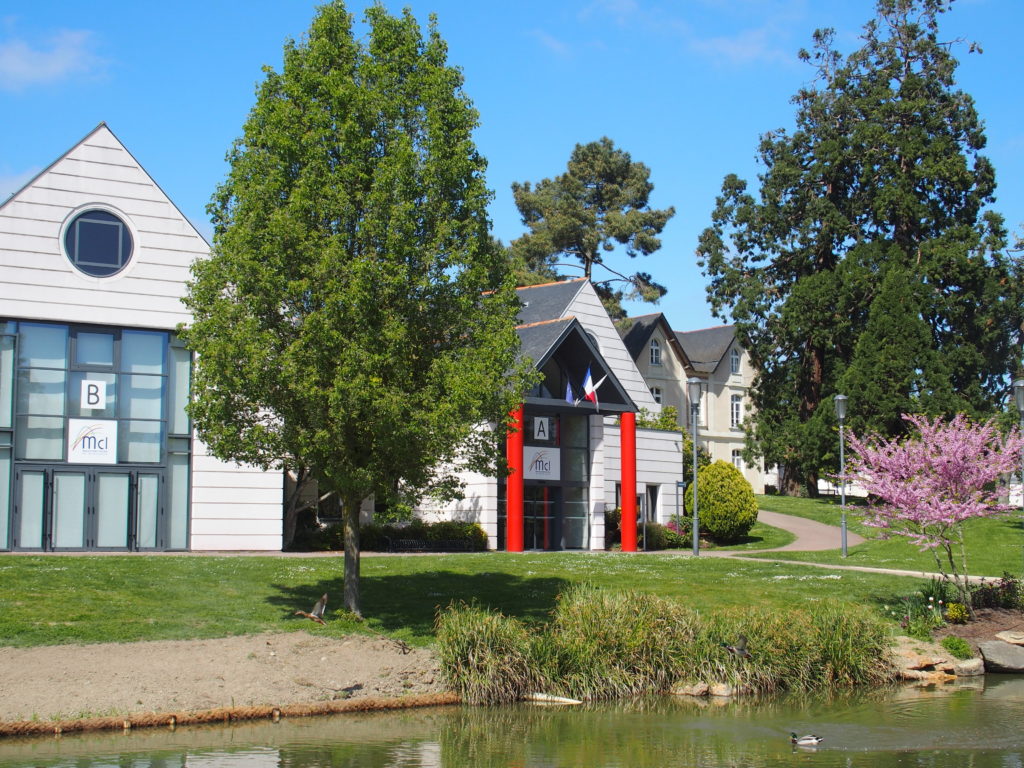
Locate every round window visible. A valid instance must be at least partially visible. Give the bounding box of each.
[63,209,134,277]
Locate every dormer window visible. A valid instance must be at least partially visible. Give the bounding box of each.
[650,339,661,366]
[730,347,741,375]
[63,209,134,278]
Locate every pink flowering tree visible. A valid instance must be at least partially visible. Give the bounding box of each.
[847,414,1024,610]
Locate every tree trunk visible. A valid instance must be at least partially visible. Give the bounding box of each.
[282,467,309,550]
[342,494,362,617]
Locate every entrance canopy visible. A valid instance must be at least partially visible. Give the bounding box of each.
[516,316,636,414]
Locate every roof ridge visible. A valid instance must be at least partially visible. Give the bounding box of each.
[515,316,575,330]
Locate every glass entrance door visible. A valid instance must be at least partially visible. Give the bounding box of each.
[524,486,560,550]
[12,466,162,551]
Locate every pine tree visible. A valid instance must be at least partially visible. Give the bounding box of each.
[697,0,1024,495]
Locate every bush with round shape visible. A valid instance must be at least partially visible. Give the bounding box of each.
[684,460,758,543]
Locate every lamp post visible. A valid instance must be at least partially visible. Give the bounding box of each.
[687,377,703,557]
[1013,379,1024,524]
[834,394,848,558]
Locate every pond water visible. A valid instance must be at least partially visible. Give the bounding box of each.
[1,676,1022,767]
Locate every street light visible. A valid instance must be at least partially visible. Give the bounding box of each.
[834,394,848,558]
[1013,379,1024,523]
[687,376,703,557]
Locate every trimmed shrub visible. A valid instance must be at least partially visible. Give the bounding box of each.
[290,518,488,552]
[642,522,671,551]
[684,460,758,543]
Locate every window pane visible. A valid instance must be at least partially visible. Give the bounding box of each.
[15,416,64,460]
[53,473,86,548]
[18,471,45,548]
[69,372,117,418]
[119,375,163,419]
[76,332,115,367]
[119,420,162,463]
[0,447,10,549]
[168,453,190,549]
[562,413,588,448]
[0,335,14,428]
[16,368,66,416]
[18,324,67,369]
[168,345,191,434]
[565,447,589,482]
[96,474,129,548]
[121,331,165,374]
[137,474,160,548]
[563,487,589,549]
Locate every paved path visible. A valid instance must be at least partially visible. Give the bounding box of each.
[702,509,994,583]
[747,509,864,552]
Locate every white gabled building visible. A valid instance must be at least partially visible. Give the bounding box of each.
[0,124,283,552]
[419,278,692,550]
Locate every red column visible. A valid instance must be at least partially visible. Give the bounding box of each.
[620,410,638,552]
[506,404,525,552]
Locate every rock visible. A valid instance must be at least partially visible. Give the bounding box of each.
[952,658,985,677]
[995,631,1024,646]
[979,641,1024,673]
[900,668,956,683]
[671,682,709,697]
[708,683,734,697]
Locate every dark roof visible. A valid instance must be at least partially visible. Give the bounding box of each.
[516,316,636,413]
[516,317,576,366]
[515,279,586,325]
[674,325,735,374]
[618,313,662,359]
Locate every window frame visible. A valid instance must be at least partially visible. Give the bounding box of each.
[649,339,661,366]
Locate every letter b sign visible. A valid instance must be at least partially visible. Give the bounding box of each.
[81,380,107,411]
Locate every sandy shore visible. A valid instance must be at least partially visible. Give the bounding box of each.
[0,631,444,723]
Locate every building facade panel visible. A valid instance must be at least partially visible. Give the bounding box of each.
[0,124,283,553]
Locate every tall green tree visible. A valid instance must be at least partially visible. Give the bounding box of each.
[697,0,1024,495]
[180,2,534,615]
[512,137,675,319]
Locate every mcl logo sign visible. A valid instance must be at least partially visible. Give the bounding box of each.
[67,418,118,464]
[523,447,560,480]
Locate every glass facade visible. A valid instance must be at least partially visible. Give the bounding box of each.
[0,320,192,551]
[500,409,591,551]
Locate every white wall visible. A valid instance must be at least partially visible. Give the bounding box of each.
[0,124,284,551]
[0,125,199,330]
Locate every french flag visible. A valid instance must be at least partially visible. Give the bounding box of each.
[582,365,607,409]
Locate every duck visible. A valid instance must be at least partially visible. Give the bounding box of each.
[721,634,751,658]
[294,593,328,625]
[791,732,824,747]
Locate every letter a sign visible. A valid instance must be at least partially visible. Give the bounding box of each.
[81,379,107,411]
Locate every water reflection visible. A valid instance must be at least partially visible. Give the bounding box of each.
[1,677,1022,767]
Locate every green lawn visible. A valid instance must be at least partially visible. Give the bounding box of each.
[0,552,928,649]
[752,495,1024,578]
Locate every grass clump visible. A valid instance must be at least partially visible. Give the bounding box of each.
[436,585,897,705]
[434,601,540,705]
[940,635,973,660]
[534,585,699,700]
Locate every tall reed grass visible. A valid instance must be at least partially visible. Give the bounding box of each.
[435,584,897,704]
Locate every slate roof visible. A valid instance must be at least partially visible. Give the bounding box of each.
[618,313,663,359]
[514,279,586,326]
[674,325,735,374]
[515,317,576,366]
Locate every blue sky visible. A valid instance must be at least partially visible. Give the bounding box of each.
[2,0,1021,332]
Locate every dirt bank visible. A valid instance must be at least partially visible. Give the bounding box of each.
[0,631,444,723]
